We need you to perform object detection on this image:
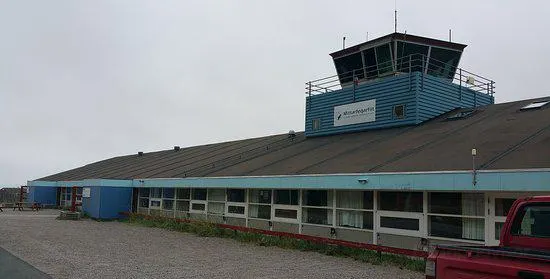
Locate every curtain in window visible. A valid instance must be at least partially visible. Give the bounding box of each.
[249,204,258,217]
[461,193,484,240]
[337,210,363,228]
[462,218,484,240]
[336,191,364,228]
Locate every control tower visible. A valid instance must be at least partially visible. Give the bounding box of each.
[305,33,494,137]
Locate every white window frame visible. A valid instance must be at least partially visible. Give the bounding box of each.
[376,210,424,237]
[272,204,300,223]
[149,198,162,209]
[226,202,247,218]
[248,189,272,220]
[190,200,207,213]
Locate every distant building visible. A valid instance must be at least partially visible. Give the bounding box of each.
[0,188,20,204]
[28,33,550,253]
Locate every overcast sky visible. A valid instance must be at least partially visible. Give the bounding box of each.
[1,1,549,186]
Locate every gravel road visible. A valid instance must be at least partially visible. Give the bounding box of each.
[0,210,422,279]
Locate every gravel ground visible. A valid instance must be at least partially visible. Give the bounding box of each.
[0,210,422,279]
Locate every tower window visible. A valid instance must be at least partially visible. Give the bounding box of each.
[312,119,321,130]
[393,105,405,119]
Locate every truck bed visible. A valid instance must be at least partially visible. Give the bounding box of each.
[437,244,550,262]
[434,245,550,278]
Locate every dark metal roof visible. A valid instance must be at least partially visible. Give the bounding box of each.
[330,32,467,59]
[37,97,550,182]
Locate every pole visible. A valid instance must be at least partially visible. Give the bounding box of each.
[343,36,346,49]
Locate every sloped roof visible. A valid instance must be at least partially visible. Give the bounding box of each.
[38,97,550,181]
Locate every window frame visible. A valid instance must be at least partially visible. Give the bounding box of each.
[393,104,405,119]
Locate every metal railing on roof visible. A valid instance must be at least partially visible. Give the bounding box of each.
[305,54,495,97]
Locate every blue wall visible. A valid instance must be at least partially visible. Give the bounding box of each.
[305,72,494,137]
[82,186,101,218]
[81,186,131,219]
[27,186,57,206]
[99,187,132,219]
[306,74,417,137]
[418,75,494,122]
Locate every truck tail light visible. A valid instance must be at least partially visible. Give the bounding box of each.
[425,259,436,279]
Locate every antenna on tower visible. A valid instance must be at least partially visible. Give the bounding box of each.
[342,36,346,49]
[394,0,397,33]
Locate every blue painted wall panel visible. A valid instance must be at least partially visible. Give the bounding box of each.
[418,75,494,122]
[305,74,418,137]
[27,186,57,206]
[305,72,494,137]
[82,186,101,219]
[98,187,132,219]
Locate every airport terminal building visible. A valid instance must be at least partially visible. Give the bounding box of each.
[28,33,550,252]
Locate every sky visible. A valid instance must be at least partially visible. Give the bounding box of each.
[1,1,549,186]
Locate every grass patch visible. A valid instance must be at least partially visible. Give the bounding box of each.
[122,214,425,272]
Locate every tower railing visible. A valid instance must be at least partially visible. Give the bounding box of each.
[305,54,495,97]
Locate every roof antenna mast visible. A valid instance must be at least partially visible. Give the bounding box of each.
[394,0,397,33]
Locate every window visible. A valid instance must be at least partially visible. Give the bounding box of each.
[511,203,550,238]
[275,209,298,219]
[163,188,174,199]
[335,191,373,230]
[275,190,299,205]
[208,189,225,201]
[429,216,484,241]
[228,205,245,215]
[428,192,485,240]
[337,211,373,229]
[395,41,429,72]
[139,198,149,208]
[191,203,206,211]
[227,189,245,203]
[151,188,162,199]
[249,190,271,204]
[150,200,161,208]
[176,200,190,212]
[362,48,377,79]
[336,191,373,209]
[376,44,393,76]
[176,188,190,200]
[163,200,174,210]
[495,222,505,240]
[312,119,321,131]
[393,105,405,119]
[192,189,207,200]
[303,190,330,207]
[302,190,333,226]
[334,52,364,84]
[379,192,422,212]
[139,188,150,197]
[303,208,332,225]
[429,192,484,216]
[208,202,224,214]
[138,188,150,208]
[380,216,419,231]
[495,198,516,216]
[249,205,271,219]
[427,47,461,79]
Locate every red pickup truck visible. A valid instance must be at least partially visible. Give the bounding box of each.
[426,196,550,279]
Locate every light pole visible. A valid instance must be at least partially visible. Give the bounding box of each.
[472,148,477,186]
